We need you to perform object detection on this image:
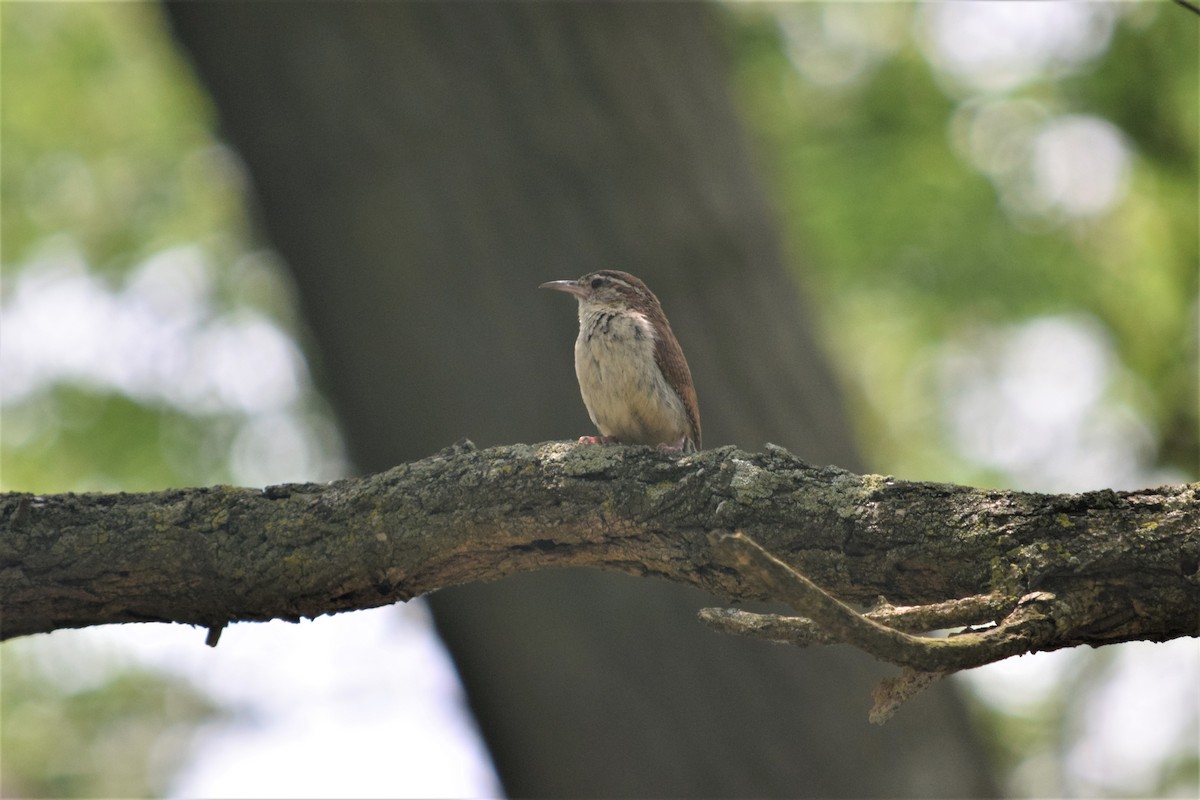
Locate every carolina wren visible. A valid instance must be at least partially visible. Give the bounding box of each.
[540,270,701,452]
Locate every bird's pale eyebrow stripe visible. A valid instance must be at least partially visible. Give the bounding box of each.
[592,272,635,289]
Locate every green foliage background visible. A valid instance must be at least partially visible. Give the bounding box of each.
[724,3,1196,487]
[1,3,1195,797]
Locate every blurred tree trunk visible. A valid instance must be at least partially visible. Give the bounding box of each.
[166,3,997,796]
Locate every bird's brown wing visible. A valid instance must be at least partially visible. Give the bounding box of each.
[651,310,701,450]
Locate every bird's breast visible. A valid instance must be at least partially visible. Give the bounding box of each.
[573,309,688,446]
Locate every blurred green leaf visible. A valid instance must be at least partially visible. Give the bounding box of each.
[0,640,222,798]
[724,3,1197,483]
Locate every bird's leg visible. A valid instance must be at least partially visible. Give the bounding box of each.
[656,435,688,454]
[578,435,621,445]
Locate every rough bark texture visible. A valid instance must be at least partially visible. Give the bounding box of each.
[4,442,1196,652]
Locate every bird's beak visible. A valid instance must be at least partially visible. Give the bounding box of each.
[539,279,588,298]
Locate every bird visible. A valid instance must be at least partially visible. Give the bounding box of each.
[539,270,701,453]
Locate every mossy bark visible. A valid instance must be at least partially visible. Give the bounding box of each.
[4,441,1196,655]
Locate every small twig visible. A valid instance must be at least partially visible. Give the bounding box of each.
[698,592,1017,646]
[708,532,1061,673]
[205,623,226,647]
[698,607,838,646]
[864,594,1018,632]
[710,532,928,660]
[870,668,947,725]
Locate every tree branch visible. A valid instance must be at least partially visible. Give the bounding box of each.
[706,531,1066,673]
[701,532,1081,718]
[698,593,1018,646]
[3,441,1197,669]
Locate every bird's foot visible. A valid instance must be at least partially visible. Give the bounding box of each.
[577,435,620,445]
[655,436,689,454]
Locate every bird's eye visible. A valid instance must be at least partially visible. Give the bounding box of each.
[590,278,604,289]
